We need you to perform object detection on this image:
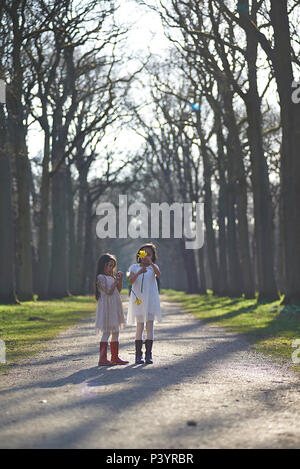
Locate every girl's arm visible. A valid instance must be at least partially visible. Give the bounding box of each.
[116,272,123,292]
[97,275,118,296]
[149,262,161,278]
[129,266,147,284]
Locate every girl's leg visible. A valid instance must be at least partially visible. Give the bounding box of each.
[135,322,145,364]
[101,331,110,342]
[110,329,128,365]
[145,320,154,364]
[111,331,119,342]
[98,331,112,365]
[136,322,144,340]
[146,320,154,340]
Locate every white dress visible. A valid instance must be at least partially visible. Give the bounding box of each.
[127,263,161,325]
[95,274,125,334]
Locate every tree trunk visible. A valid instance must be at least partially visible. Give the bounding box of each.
[37,129,50,298]
[66,167,76,294]
[269,0,300,303]
[6,15,33,301]
[198,247,207,294]
[180,239,199,293]
[222,87,254,298]
[245,8,278,301]
[226,143,243,297]
[0,106,15,303]
[196,113,220,294]
[278,186,285,295]
[82,193,94,294]
[215,112,229,296]
[75,166,88,294]
[48,159,68,298]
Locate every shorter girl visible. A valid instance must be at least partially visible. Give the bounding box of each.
[95,253,128,366]
[128,243,161,364]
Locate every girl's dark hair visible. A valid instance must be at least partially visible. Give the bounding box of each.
[95,253,117,300]
[136,243,158,264]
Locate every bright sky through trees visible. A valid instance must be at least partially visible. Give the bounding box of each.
[27,0,168,166]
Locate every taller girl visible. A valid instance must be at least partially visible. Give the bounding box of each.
[128,243,161,364]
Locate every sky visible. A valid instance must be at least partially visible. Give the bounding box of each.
[117,0,168,55]
[27,0,281,180]
[27,0,169,165]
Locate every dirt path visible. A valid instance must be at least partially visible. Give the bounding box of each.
[0,295,299,449]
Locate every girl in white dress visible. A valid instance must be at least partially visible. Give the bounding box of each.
[128,243,161,364]
[95,253,128,366]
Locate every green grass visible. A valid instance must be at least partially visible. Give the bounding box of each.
[162,289,300,372]
[0,290,130,374]
[0,295,97,374]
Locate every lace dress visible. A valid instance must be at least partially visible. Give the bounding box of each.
[95,274,125,334]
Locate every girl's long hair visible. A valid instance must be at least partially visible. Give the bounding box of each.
[136,243,158,264]
[95,253,117,300]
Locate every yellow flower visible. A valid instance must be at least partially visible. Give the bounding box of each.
[131,288,142,305]
[138,250,147,259]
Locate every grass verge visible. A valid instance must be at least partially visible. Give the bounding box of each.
[162,289,300,372]
[0,295,97,375]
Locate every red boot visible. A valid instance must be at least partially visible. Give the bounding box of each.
[98,342,112,366]
[110,342,129,365]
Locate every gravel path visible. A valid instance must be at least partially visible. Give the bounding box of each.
[0,295,299,449]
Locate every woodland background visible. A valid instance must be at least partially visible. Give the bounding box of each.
[0,0,299,305]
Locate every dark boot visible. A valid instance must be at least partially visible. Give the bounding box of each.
[135,340,144,364]
[145,339,153,364]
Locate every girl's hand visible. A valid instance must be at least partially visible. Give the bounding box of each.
[116,271,123,279]
[139,266,147,274]
[144,255,152,265]
[150,262,160,278]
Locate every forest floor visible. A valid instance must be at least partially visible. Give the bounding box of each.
[0,293,300,448]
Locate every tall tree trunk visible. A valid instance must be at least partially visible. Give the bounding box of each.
[82,193,94,294]
[278,186,285,295]
[0,105,15,303]
[48,44,77,298]
[198,247,207,294]
[37,129,50,298]
[6,13,33,301]
[223,0,300,302]
[269,0,300,303]
[222,87,254,298]
[75,166,88,294]
[48,158,68,298]
[196,112,220,294]
[244,6,278,300]
[226,142,243,297]
[28,163,39,293]
[215,113,228,296]
[9,127,33,301]
[66,168,76,294]
[180,240,199,293]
